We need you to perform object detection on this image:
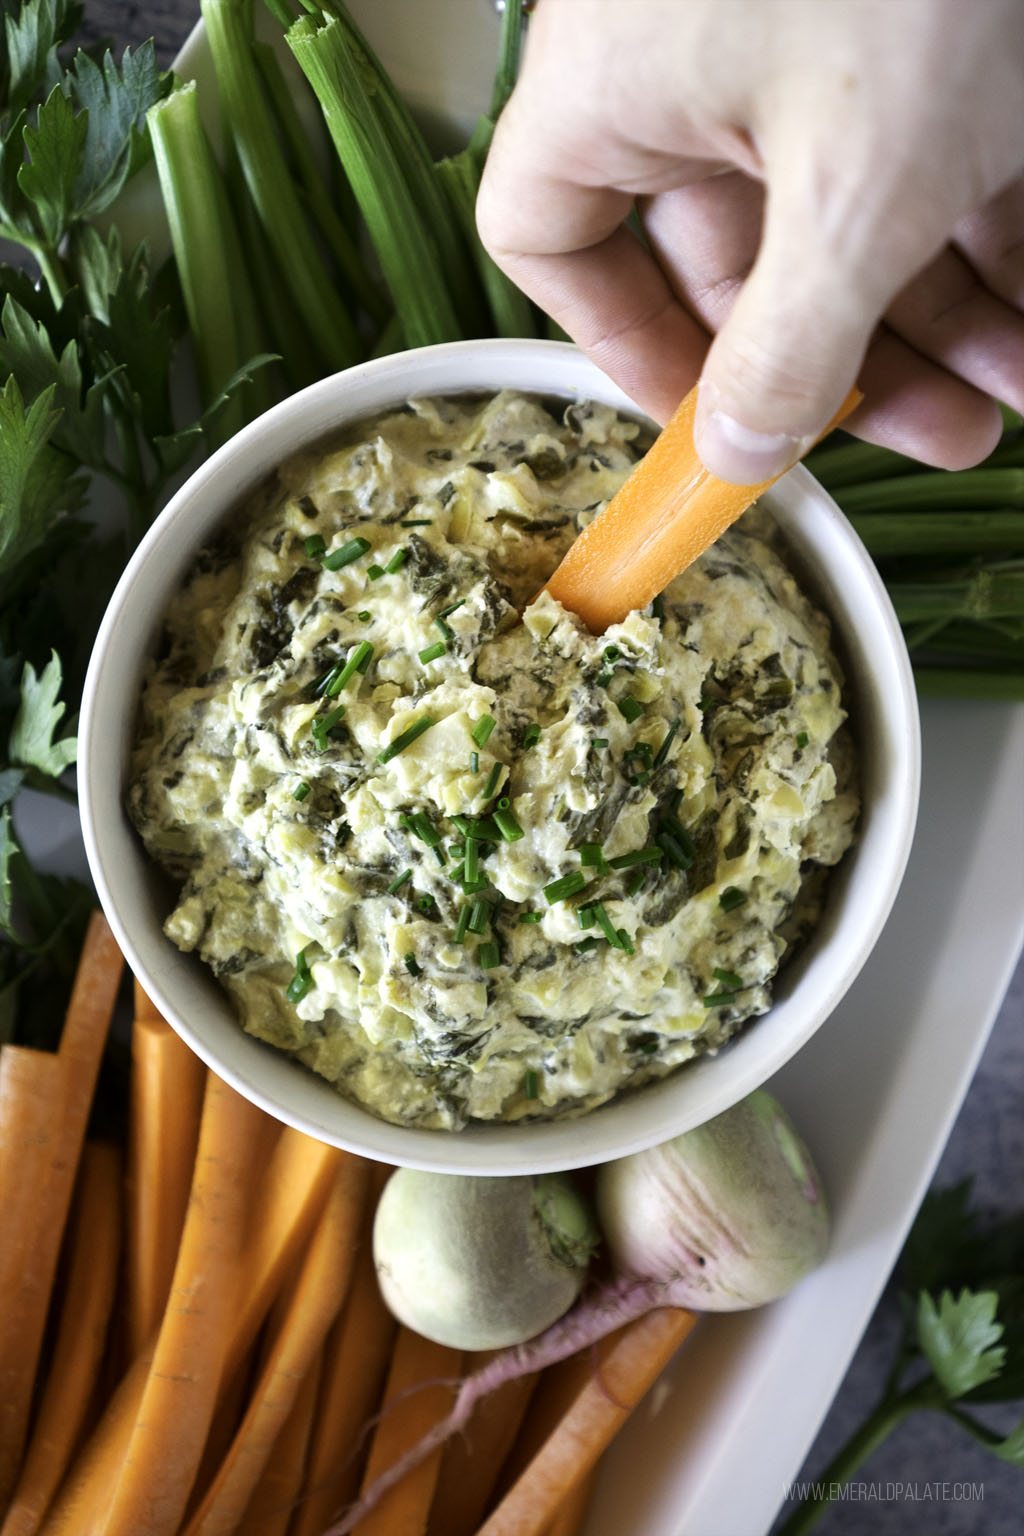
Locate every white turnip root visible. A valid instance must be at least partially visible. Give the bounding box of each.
[325,1089,829,1535]
[373,1168,598,1349]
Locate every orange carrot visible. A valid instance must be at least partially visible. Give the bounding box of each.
[182,1158,371,1536]
[543,385,862,632]
[0,911,124,1505]
[237,1354,322,1536]
[96,1071,267,1536]
[126,987,205,1356]
[427,1367,539,1536]
[476,1308,696,1536]
[1,1141,122,1536]
[345,1327,462,1536]
[289,1169,397,1536]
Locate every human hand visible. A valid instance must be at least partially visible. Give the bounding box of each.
[476,0,1024,481]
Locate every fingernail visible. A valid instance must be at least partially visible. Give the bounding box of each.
[695,388,806,485]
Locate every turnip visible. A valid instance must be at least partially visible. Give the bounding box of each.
[327,1089,829,1535]
[373,1169,599,1349]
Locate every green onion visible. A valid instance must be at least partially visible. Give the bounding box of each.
[286,945,313,1004]
[468,897,490,934]
[367,563,385,580]
[493,807,524,842]
[713,967,743,989]
[464,836,479,885]
[592,901,625,950]
[578,906,595,929]
[480,762,503,801]
[523,1068,539,1099]
[453,903,472,944]
[331,640,374,692]
[418,641,446,664]
[576,936,603,954]
[311,703,346,750]
[543,871,587,905]
[438,599,465,618]
[719,886,748,912]
[653,717,681,768]
[402,953,422,977]
[408,812,442,847]
[608,847,662,870]
[521,722,541,749]
[304,534,327,560]
[616,928,635,955]
[386,868,412,893]
[323,535,371,571]
[472,714,496,748]
[703,990,737,1007]
[385,547,408,573]
[578,844,605,868]
[518,911,542,925]
[313,662,344,698]
[618,695,645,723]
[470,750,479,774]
[292,780,311,802]
[416,893,436,913]
[377,715,436,763]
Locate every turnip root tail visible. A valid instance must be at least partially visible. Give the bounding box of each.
[322,1273,673,1534]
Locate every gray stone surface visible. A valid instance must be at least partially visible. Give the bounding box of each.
[70,5,1024,1531]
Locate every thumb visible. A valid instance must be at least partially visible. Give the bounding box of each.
[692,185,892,484]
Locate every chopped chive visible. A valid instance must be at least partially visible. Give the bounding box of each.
[438,599,465,618]
[470,750,479,774]
[543,870,587,905]
[703,990,737,1007]
[418,640,447,664]
[518,910,542,925]
[608,847,662,870]
[626,869,647,897]
[434,616,453,640]
[409,812,442,847]
[618,695,645,723]
[377,715,437,763]
[464,837,479,884]
[304,533,327,560]
[453,903,472,943]
[719,886,748,912]
[471,817,502,841]
[523,1068,539,1099]
[480,762,503,801]
[603,645,621,662]
[462,875,489,894]
[472,714,496,748]
[596,669,614,688]
[493,808,524,842]
[292,780,311,802]
[468,897,490,934]
[616,928,635,955]
[311,703,346,750]
[655,830,693,870]
[323,535,371,570]
[400,518,432,527]
[385,547,408,574]
[591,737,609,750]
[416,893,436,913]
[330,640,373,692]
[653,717,681,768]
[402,953,422,977]
[367,563,385,580]
[578,844,605,868]
[576,936,603,954]
[497,796,510,811]
[521,722,541,750]
[358,610,372,621]
[386,868,412,893]
[796,730,809,749]
[713,967,743,989]
[592,900,625,949]
[286,946,313,1004]
[312,662,344,697]
[578,906,595,929]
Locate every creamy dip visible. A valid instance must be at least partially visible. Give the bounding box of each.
[129,390,858,1130]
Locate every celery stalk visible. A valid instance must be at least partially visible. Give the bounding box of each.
[885,563,1024,624]
[147,83,270,442]
[286,13,463,348]
[837,467,1024,514]
[201,0,362,372]
[850,511,1024,559]
[912,667,1024,700]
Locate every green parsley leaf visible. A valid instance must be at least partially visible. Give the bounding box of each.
[10,650,77,777]
[916,1288,1006,1399]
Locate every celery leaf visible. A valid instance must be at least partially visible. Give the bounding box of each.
[67,42,171,216]
[0,375,86,578]
[17,83,88,246]
[916,1287,1006,1399]
[10,650,77,778]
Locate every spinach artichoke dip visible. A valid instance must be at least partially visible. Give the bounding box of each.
[129,390,859,1131]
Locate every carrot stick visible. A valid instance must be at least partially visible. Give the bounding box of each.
[343,1327,462,1536]
[0,1141,122,1536]
[475,1308,696,1536]
[182,1158,370,1536]
[96,1071,268,1536]
[289,1169,397,1536]
[126,985,206,1356]
[0,911,124,1505]
[543,384,862,632]
[237,1354,322,1536]
[427,1367,539,1536]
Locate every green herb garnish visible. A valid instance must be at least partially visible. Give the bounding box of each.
[323,535,371,570]
[543,871,587,905]
[386,868,412,893]
[719,886,749,912]
[292,780,311,802]
[418,640,446,664]
[472,713,496,748]
[377,715,436,763]
[618,695,645,723]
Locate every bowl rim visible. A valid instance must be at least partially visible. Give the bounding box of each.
[79,338,921,1173]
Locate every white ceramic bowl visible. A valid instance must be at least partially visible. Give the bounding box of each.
[79,339,920,1174]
